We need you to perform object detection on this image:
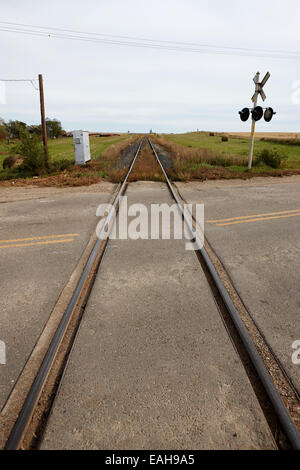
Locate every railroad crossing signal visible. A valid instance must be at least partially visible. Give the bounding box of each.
[239,106,276,123]
[238,71,276,169]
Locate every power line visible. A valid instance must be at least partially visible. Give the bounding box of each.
[0,79,37,81]
[0,78,38,90]
[2,20,299,55]
[0,25,297,59]
[0,21,299,59]
[30,80,39,90]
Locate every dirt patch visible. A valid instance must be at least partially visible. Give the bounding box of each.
[0,172,100,188]
[0,181,115,203]
[176,174,300,188]
[185,167,300,181]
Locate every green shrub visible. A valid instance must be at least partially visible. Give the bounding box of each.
[98,170,108,178]
[255,149,284,169]
[50,159,73,171]
[0,170,18,181]
[17,130,46,173]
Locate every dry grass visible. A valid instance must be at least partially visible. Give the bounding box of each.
[229,132,300,140]
[101,136,139,163]
[150,135,300,181]
[108,141,164,183]
[2,133,300,188]
[229,132,300,146]
[151,135,248,169]
[129,142,164,182]
[0,171,102,188]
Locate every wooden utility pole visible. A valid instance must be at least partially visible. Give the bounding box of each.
[38,74,49,169]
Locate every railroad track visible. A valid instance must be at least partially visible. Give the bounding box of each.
[2,137,300,450]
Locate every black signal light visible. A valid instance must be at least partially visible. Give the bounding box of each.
[239,108,250,122]
[251,106,263,122]
[264,107,276,122]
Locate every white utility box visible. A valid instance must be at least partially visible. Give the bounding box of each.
[73,130,91,165]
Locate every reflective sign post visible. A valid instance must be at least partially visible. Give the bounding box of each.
[248,73,260,169]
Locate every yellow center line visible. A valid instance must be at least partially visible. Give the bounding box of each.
[0,239,75,250]
[0,234,79,244]
[208,209,300,224]
[216,213,300,227]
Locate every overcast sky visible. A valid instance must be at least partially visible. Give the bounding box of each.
[1,0,300,133]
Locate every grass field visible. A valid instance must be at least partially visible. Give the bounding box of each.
[0,135,130,174]
[1,131,300,186]
[163,132,300,170]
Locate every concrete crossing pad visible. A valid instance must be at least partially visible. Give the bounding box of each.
[42,182,274,450]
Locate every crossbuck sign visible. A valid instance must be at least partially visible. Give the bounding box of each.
[252,72,270,103]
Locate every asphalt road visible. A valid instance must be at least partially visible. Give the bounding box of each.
[41,182,274,450]
[177,176,300,393]
[2,175,298,449]
[0,183,115,411]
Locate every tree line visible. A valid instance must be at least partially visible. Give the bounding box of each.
[0,118,64,140]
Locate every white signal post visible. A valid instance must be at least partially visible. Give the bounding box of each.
[248,71,270,169]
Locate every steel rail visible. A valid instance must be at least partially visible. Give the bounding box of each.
[148,137,300,450]
[4,138,144,450]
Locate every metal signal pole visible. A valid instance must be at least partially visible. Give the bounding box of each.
[248,71,270,169]
[38,74,49,169]
[248,73,260,169]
